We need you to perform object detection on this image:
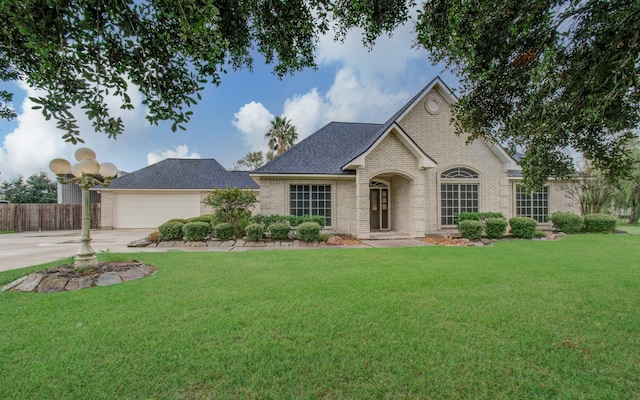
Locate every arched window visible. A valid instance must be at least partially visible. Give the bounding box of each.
[440,168,479,226]
[441,167,479,179]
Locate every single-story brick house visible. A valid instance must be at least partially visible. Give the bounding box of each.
[99,158,258,229]
[250,77,579,238]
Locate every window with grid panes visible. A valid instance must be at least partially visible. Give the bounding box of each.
[289,185,332,226]
[516,186,549,223]
[440,168,479,226]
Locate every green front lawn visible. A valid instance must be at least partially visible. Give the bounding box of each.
[2,235,639,399]
[618,222,640,235]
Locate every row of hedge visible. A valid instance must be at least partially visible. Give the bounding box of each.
[550,212,617,234]
[458,217,536,240]
[157,214,326,242]
[457,211,618,240]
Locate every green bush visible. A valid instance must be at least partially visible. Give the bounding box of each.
[250,214,288,227]
[583,213,617,233]
[214,222,235,240]
[237,211,252,237]
[485,218,508,239]
[165,218,187,224]
[479,212,505,220]
[250,214,327,229]
[458,220,484,240]
[456,212,505,224]
[297,222,321,242]
[300,215,326,228]
[456,212,480,222]
[550,212,584,233]
[182,221,212,241]
[187,215,215,224]
[509,217,537,239]
[245,223,264,242]
[158,221,184,241]
[268,222,291,240]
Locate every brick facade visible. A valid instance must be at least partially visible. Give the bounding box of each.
[254,82,580,238]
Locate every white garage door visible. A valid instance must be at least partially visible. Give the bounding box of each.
[115,193,201,228]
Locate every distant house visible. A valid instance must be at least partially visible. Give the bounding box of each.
[98,158,258,229]
[250,77,579,238]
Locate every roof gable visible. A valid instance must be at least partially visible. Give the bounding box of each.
[342,123,437,170]
[106,158,258,189]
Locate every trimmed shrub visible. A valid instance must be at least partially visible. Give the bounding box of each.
[485,218,508,239]
[182,221,212,241]
[458,220,483,240]
[268,222,291,240]
[509,217,537,239]
[583,213,617,233]
[550,212,583,233]
[301,215,327,228]
[187,215,215,224]
[214,222,235,240]
[457,212,480,222]
[165,218,187,224]
[158,221,184,241]
[456,212,505,224]
[479,212,505,220]
[297,222,321,242]
[245,223,264,242]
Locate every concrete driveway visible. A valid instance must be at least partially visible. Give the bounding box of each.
[0,229,152,272]
[0,229,434,273]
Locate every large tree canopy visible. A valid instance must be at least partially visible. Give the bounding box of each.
[1,0,639,188]
[0,0,411,143]
[416,0,640,189]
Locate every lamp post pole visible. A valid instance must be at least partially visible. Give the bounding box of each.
[76,179,96,266]
[50,148,117,269]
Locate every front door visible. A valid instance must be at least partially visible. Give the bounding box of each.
[369,188,389,230]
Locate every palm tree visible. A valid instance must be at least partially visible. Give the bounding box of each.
[265,116,298,155]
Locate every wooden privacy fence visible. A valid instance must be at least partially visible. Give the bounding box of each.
[0,204,101,232]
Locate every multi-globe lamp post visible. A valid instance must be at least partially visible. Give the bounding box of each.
[49,148,117,268]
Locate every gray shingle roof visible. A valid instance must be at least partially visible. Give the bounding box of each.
[106,158,258,189]
[254,77,453,175]
[254,122,383,175]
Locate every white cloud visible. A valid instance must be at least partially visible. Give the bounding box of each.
[0,79,149,181]
[146,145,201,165]
[317,15,427,88]
[283,88,328,139]
[232,101,274,152]
[233,14,438,143]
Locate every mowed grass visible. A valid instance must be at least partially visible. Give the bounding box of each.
[1,235,639,399]
[619,222,640,235]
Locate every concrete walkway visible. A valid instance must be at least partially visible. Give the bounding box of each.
[0,229,431,273]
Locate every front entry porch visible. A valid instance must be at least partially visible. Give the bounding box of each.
[357,173,423,239]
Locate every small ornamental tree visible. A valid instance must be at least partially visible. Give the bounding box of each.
[202,188,257,237]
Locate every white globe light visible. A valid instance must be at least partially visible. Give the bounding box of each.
[75,147,96,162]
[49,158,71,175]
[78,158,101,175]
[98,162,118,178]
[71,163,84,177]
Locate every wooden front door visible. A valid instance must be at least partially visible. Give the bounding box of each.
[369,188,389,230]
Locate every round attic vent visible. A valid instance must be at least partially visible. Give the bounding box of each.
[424,97,441,114]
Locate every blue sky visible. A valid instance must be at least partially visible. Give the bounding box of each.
[0,20,459,182]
